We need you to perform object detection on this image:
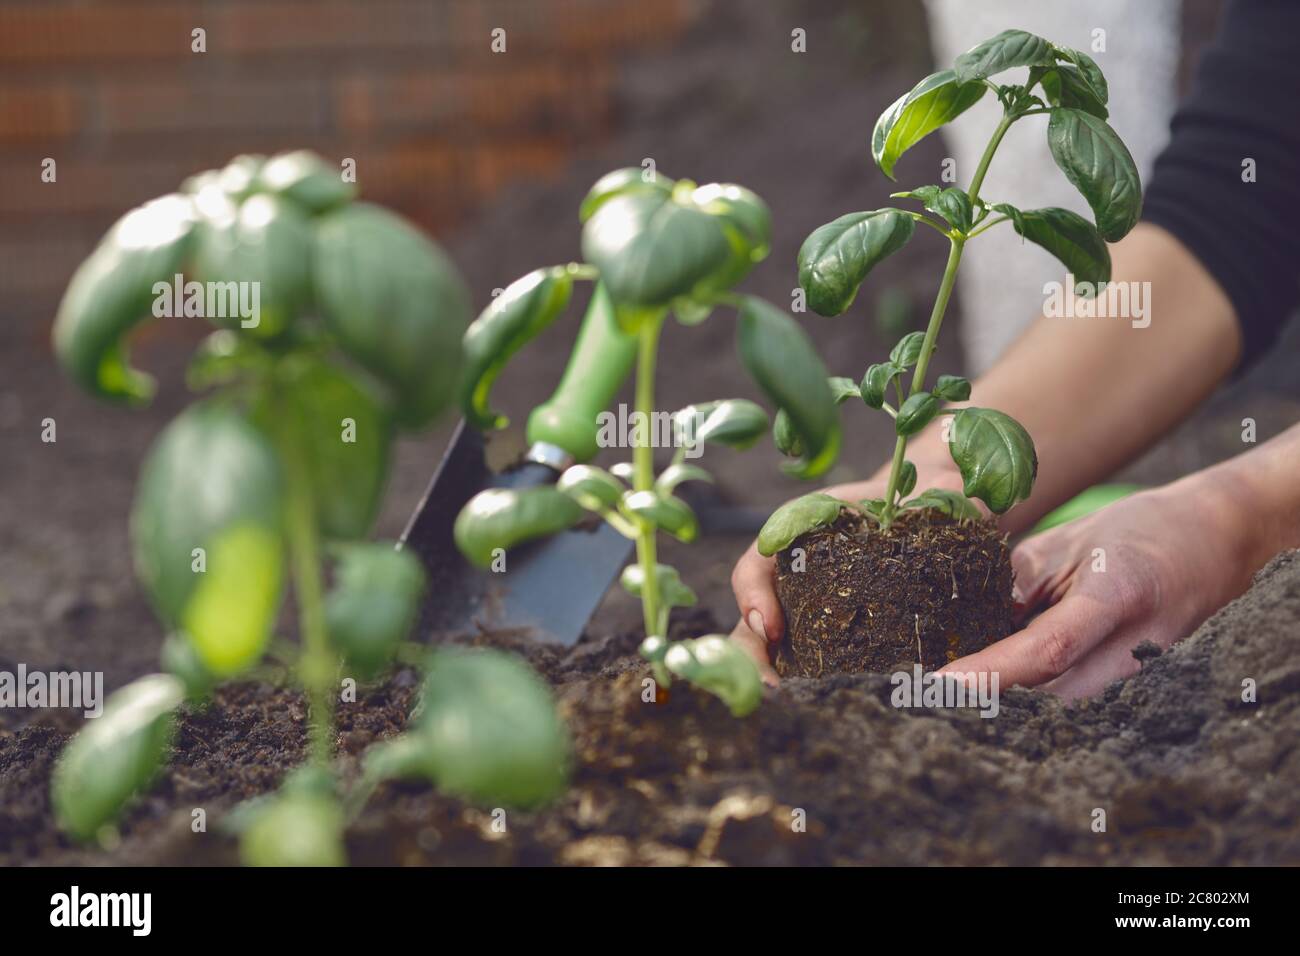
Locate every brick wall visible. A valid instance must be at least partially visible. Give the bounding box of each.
[0,0,696,324]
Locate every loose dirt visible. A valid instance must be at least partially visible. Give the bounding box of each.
[775,511,1014,676]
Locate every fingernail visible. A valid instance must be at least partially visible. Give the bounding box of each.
[747,610,768,642]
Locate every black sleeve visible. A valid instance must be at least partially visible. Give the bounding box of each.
[1141,0,1300,370]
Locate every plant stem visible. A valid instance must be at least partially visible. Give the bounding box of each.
[879,111,1016,526]
[880,238,964,525]
[907,238,964,395]
[633,316,664,637]
[967,113,1014,203]
[276,392,336,767]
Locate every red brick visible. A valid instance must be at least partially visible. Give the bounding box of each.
[211,1,455,57]
[98,75,325,135]
[334,59,612,135]
[0,156,207,218]
[0,2,202,64]
[451,0,687,52]
[462,138,567,197]
[0,84,82,142]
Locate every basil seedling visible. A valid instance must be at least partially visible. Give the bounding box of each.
[454,168,844,713]
[762,30,1142,550]
[50,152,570,861]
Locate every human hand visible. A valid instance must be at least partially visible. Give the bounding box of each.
[729,461,969,681]
[941,474,1259,698]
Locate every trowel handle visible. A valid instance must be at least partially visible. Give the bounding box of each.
[526,282,637,464]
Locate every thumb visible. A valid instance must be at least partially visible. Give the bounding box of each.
[731,539,785,643]
[939,590,1121,689]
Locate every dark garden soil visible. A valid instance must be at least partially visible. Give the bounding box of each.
[4,550,1300,866]
[3,0,1300,866]
[774,511,1015,676]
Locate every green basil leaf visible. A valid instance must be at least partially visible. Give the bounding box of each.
[366,649,570,808]
[453,486,584,568]
[697,398,770,448]
[620,563,697,611]
[1041,64,1108,120]
[828,376,862,405]
[950,407,1038,513]
[192,193,313,338]
[872,70,986,180]
[687,183,773,296]
[131,402,284,677]
[313,202,472,428]
[240,789,346,867]
[52,674,184,841]
[578,166,673,223]
[185,330,271,391]
[557,464,625,511]
[993,203,1112,287]
[933,187,974,233]
[581,188,732,312]
[890,330,929,368]
[216,154,266,200]
[675,398,770,451]
[325,542,425,679]
[892,185,941,205]
[160,632,215,700]
[52,194,198,403]
[673,298,713,326]
[895,391,939,436]
[903,487,982,520]
[663,635,763,717]
[258,150,355,213]
[639,634,669,665]
[896,186,973,232]
[772,408,804,458]
[1046,108,1142,242]
[756,492,844,556]
[898,460,918,497]
[860,497,887,518]
[691,183,772,255]
[737,296,840,479]
[953,29,1053,83]
[460,267,574,429]
[270,358,393,540]
[933,374,971,402]
[622,489,698,543]
[1051,46,1109,104]
[797,210,915,316]
[655,463,713,496]
[859,361,903,409]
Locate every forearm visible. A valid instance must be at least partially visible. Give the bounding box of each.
[895,223,1241,531]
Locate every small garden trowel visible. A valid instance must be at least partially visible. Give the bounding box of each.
[399,285,638,645]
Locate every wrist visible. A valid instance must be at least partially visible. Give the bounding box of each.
[1180,460,1283,577]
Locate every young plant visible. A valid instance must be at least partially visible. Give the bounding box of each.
[49,152,572,862]
[759,30,1142,551]
[453,168,842,715]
